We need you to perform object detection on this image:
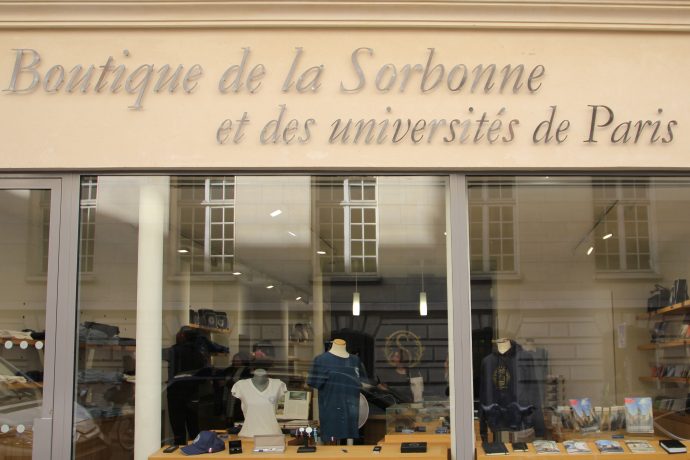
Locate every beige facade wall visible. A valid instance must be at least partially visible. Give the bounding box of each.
[0,27,688,170]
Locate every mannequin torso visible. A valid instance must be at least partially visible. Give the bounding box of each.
[231,373,287,438]
[252,368,269,392]
[329,339,349,358]
[495,338,511,355]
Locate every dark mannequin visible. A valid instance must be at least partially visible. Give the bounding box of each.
[479,338,544,443]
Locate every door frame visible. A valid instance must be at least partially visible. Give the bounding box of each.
[0,175,80,460]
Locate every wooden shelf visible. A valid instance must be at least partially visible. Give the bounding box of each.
[0,336,40,346]
[639,376,689,384]
[186,323,232,334]
[638,340,690,350]
[78,343,136,352]
[0,381,43,390]
[637,300,690,320]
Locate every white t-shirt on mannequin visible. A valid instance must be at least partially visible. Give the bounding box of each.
[231,378,287,437]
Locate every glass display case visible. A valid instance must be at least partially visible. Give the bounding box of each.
[385,401,451,435]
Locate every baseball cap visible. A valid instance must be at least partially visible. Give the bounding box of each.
[181,431,225,455]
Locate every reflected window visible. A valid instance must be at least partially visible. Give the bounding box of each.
[593,179,652,271]
[174,176,235,273]
[79,176,98,274]
[468,179,517,273]
[316,177,378,274]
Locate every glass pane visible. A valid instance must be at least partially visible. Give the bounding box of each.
[470,176,690,456]
[74,176,449,457]
[0,189,51,459]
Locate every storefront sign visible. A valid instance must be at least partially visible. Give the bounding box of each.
[4,47,678,148]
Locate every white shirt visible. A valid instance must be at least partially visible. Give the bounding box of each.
[231,378,287,437]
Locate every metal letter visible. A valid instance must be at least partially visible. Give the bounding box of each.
[5,49,41,93]
[43,65,65,93]
[340,47,372,93]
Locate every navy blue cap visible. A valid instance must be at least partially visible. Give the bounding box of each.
[181,431,225,455]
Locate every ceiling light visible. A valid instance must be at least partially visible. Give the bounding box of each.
[266,285,274,289]
[177,249,189,254]
[603,233,613,240]
[270,209,282,217]
[317,250,326,255]
[288,231,297,237]
[352,272,360,316]
[296,296,302,301]
[419,292,428,316]
[352,292,360,316]
[232,272,242,276]
[586,246,594,255]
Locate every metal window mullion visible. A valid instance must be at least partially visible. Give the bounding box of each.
[344,204,352,272]
[481,204,490,272]
[448,174,474,460]
[616,200,627,270]
[204,205,212,272]
[203,179,211,272]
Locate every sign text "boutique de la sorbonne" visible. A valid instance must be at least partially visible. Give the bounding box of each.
[3,47,678,146]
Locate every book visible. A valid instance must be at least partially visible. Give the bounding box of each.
[533,440,560,454]
[624,397,653,434]
[569,398,600,433]
[563,440,592,454]
[595,440,624,453]
[659,439,687,454]
[511,442,528,452]
[482,442,508,455]
[624,440,655,453]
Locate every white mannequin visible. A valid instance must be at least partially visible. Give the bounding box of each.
[494,338,511,355]
[231,370,287,438]
[329,338,349,358]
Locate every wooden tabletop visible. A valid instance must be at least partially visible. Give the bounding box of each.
[150,443,447,459]
[477,439,688,460]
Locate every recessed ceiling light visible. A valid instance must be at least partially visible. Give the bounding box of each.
[587,246,594,255]
[232,272,242,276]
[177,249,189,254]
[296,296,302,301]
[288,231,297,237]
[603,233,613,240]
[317,250,326,255]
[270,209,282,217]
[266,285,274,289]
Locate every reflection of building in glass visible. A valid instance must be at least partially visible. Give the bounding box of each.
[79,176,98,274]
[173,176,236,273]
[315,176,378,274]
[468,179,517,274]
[592,179,652,272]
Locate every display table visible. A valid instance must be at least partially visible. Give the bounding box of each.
[476,439,688,460]
[383,434,450,447]
[150,443,447,460]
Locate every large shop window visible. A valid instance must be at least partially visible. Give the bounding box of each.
[472,177,690,458]
[72,176,449,459]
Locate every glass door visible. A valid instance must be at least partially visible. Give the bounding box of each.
[0,179,61,459]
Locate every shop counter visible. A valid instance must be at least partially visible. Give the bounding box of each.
[150,443,447,460]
